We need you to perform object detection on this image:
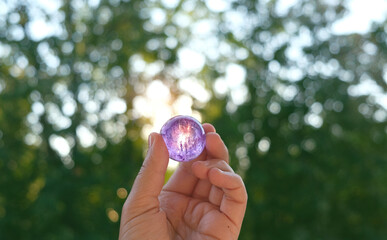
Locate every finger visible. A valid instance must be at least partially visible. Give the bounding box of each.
[163,124,215,195]
[192,179,224,206]
[129,132,169,200]
[205,133,229,162]
[202,123,216,133]
[208,169,247,227]
[208,186,223,206]
[176,127,226,172]
[191,159,233,180]
[191,160,232,205]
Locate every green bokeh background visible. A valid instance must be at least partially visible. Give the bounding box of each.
[0,0,386,239]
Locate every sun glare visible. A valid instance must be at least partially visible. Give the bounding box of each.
[133,80,203,170]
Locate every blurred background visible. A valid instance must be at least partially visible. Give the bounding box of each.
[0,0,386,239]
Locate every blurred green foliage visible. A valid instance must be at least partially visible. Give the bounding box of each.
[0,0,386,239]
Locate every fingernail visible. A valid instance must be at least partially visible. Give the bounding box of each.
[148,133,154,148]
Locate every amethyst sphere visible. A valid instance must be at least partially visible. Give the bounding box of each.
[160,115,206,162]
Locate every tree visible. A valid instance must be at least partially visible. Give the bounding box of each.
[0,0,386,239]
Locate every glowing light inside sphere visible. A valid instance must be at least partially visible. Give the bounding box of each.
[160,115,206,162]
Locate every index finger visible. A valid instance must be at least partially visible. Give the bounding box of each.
[208,168,247,228]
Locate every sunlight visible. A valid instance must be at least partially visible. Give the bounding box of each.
[48,134,71,157]
[332,0,387,34]
[132,80,204,170]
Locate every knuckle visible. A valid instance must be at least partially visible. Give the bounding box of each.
[224,146,229,155]
[236,176,248,202]
[235,174,243,182]
[241,187,248,202]
[219,159,228,166]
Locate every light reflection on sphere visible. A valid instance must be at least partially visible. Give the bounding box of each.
[160,115,206,162]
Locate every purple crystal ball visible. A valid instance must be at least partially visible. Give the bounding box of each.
[160,115,206,162]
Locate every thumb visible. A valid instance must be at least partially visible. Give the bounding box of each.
[130,132,169,200]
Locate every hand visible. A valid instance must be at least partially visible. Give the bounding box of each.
[119,124,247,240]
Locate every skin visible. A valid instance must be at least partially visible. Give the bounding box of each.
[119,124,248,240]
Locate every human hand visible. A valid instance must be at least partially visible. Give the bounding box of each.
[119,124,247,240]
